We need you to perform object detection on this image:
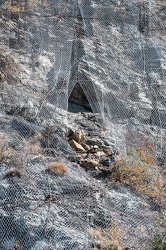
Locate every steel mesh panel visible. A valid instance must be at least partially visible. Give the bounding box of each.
[0,0,166,249]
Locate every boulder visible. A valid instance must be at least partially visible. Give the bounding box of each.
[68,130,85,144]
[69,139,86,152]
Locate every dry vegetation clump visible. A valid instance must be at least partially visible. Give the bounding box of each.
[6,0,49,13]
[0,49,20,84]
[112,147,164,198]
[0,132,25,179]
[0,142,7,162]
[47,162,70,176]
[88,223,124,250]
[110,224,124,250]
[0,145,27,166]
[111,129,165,198]
[0,132,27,167]
[0,141,25,166]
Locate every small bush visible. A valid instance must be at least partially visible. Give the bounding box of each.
[111,128,165,198]
[47,162,69,175]
[110,224,124,250]
[0,144,16,163]
[88,225,124,250]
[137,146,156,165]
[112,147,164,198]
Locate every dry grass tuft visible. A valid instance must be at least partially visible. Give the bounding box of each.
[0,50,20,84]
[7,0,49,13]
[88,224,124,250]
[112,147,164,198]
[111,128,165,198]
[0,144,15,163]
[47,162,69,176]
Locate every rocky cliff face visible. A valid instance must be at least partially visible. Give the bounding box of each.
[0,0,166,249]
[0,0,165,146]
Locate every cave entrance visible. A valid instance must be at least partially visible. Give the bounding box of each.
[68,83,93,113]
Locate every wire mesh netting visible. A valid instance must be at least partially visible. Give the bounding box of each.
[0,0,166,249]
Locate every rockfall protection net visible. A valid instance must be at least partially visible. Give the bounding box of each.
[0,0,166,249]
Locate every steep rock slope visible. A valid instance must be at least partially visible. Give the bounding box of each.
[0,112,165,250]
[0,0,165,126]
[0,0,166,249]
